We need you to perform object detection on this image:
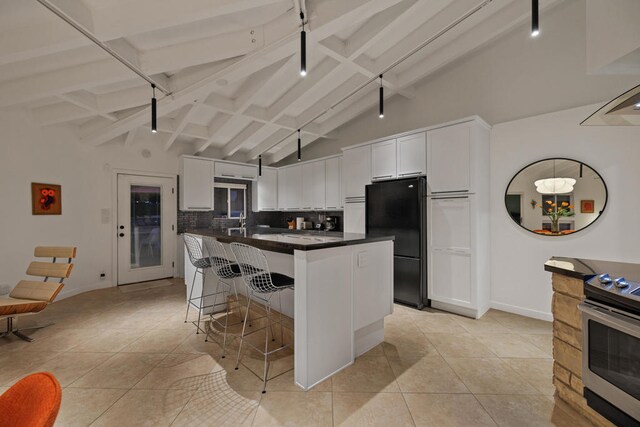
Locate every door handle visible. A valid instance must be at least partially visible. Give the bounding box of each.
[119,233,125,237]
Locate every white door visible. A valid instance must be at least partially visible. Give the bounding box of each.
[117,174,175,285]
[325,157,342,210]
[397,132,426,178]
[343,145,371,199]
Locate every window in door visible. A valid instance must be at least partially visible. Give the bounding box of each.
[213,183,246,219]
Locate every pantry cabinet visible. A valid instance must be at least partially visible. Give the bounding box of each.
[428,124,471,193]
[343,145,371,199]
[325,157,342,210]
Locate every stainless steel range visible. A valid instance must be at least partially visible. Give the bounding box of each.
[579,273,640,426]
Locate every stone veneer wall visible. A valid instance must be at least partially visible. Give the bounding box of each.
[551,273,613,427]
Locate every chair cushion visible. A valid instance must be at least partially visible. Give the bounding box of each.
[214,263,242,278]
[250,272,294,290]
[192,258,212,269]
[9,281,64,303]
[0,297,48,316]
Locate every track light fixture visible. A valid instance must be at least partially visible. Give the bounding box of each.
[151,84,157,133]
[259,155,262,177]
[297,129,302,161]
[531,0,539,37]
[300,11,306,76]
[379,75,384,118]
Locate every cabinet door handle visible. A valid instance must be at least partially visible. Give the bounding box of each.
[242,176,254,179]
[326,206,337,209]
[302,207,312,209]
[187,207,211,210]
[221,174,235,177]
[399,171,422,176]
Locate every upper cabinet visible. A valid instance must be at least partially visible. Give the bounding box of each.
[179,156,214,211]
[278,165,303,210]
[397,132,426,178]
[252,167,277,211]
[325,157,342,210]
[311,161,326,210]
[214,161,258,181]
[343,145,371,199]
[371,139,397,181]
[428,124,471,194]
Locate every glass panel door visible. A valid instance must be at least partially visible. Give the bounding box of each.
[130,185,162,268]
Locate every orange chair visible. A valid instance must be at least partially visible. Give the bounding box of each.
[0,372,62,427]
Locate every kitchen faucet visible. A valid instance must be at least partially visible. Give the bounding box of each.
[239,212,246,230]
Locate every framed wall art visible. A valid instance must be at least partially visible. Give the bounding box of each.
[580,199,595,214]
[31,182,62,215]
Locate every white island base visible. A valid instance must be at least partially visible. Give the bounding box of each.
[184,235,394,391]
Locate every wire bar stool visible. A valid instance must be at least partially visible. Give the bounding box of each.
[183,234,225,334]
[201,237,251,358]
[230,242,294,393]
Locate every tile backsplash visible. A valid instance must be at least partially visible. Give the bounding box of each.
[176,177,343,233]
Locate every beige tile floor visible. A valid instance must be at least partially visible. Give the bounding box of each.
[0,279,594,426]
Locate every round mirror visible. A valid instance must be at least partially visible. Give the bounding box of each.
[505,158,607,236]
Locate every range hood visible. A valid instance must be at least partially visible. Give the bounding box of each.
[582,83,640,126]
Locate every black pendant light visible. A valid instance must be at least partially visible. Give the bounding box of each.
[297,129,302,161]
[258,155,262,177]
[151,84,157,133]
[531,0,539,37]
[300,11,306,76]
[379,75,384,118]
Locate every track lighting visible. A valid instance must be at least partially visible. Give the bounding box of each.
[151,84,157,133]
[300,11,306,76]
[259,155,262,177]
[379,75,384,118]
[531,0,539,37]
[297,129,302,161]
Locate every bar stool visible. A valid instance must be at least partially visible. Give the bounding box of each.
[183,234,221,334]
[201,237,249,358]
[230,242,294,394]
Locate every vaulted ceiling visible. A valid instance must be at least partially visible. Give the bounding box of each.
[0,0,558,164]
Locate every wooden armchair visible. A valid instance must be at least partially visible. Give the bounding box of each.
[0,246,76,342]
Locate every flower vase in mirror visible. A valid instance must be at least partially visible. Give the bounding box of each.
[505,158,607,236]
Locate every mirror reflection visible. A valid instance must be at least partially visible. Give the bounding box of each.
[505,158,607,236]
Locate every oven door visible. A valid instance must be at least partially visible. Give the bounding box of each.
[579,302,640,421]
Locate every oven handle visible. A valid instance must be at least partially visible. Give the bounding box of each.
[579,302,640,339]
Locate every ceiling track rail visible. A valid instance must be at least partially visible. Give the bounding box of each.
[257,0,494,160]
[35,0,172,96]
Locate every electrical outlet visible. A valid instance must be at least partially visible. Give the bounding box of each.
[357,252,368,268]
[99,272,106,280]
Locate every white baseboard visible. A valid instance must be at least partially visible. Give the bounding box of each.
[489,300,552,321]
[58,281,114,300]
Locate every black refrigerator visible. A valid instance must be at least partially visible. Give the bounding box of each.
[365,177,428,309]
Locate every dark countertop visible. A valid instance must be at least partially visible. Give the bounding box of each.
[182,227,394,254]
[544,257,640,282]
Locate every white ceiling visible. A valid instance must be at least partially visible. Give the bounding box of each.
[0,0,559,164]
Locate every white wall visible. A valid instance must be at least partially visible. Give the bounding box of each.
[490,104,640,320]
[0,110,187,298]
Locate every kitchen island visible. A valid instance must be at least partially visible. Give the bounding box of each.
[183,228,394,391]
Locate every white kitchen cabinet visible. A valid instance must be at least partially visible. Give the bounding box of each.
[430,249,472,307]
[430,197,471,250]
[179,156,214,211]
[371,139,397,181]
[311,160,326,210]
[325,156,342,210]
[279,165,302,210]
[301,163,314,210]
[428,124,471,193]
[397,132,426,178]
[344,201,366,234]
[214,161,258,181]
[343,145,371,200]
[252,167,277,211]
